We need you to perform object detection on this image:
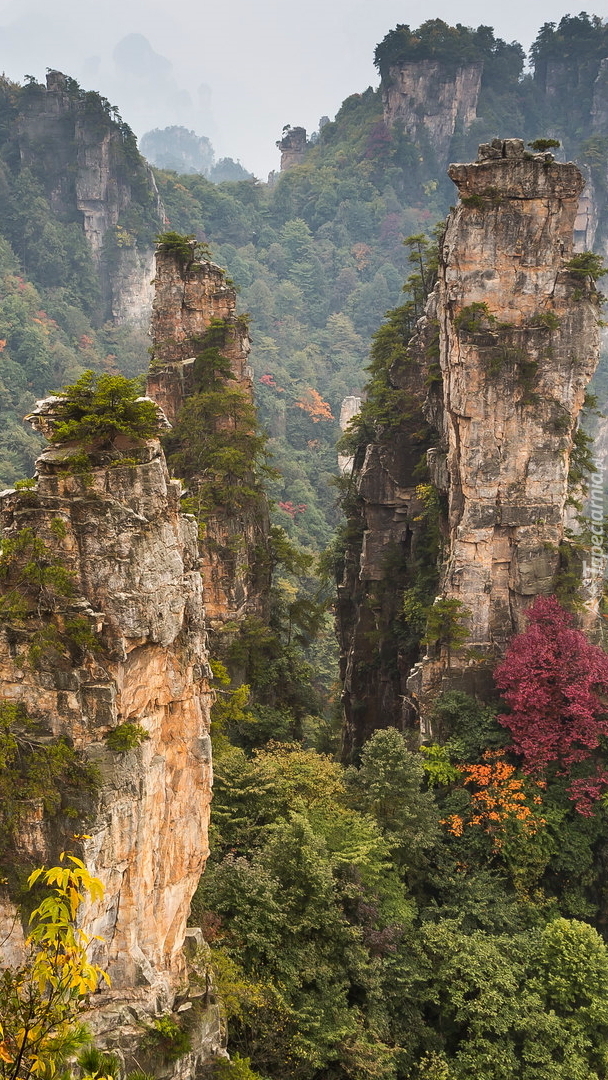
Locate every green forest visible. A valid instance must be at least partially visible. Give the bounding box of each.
[2,11,608,1080]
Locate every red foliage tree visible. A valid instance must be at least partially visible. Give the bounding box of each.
[495,596,608,775]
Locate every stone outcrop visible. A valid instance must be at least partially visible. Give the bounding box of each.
[148,247,270,630]
[337,395,362,475]
[276,126,308,171]
[434,140,598,649]
[383,60,482,164]
[17,70,163,323]
[0,430,219,1073]
[338,139,601,751]
[149,252,252,409]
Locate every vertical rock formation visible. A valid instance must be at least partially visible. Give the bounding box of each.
[382,61,482,164]
[17,71,163,323]
[338,139,601,753]
[337,396,362,475]
[148,252,252,412]
[277,126,308,171]
[433,140,598,652]
[148,246,270,631]
[0,427,219,1073]
[337,304,441,759]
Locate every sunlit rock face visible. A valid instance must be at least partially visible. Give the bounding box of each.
[437,141,598,647]
[0,437,219,1075]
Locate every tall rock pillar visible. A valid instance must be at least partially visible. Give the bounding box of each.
[0,427,219,1074]
[411,139,601,717]
[147,246,270,631]
[337,140,601,755]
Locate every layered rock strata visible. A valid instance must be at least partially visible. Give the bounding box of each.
[0,435,219,1075]
[383,60,482,163]
[339,139,601,752]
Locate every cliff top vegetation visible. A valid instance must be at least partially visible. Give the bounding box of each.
[49,371,162,448]
[373,19,524,83]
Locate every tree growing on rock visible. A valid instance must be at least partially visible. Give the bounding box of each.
[49,371,161,448]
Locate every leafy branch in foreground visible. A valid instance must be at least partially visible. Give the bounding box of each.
[0,854,109,1080]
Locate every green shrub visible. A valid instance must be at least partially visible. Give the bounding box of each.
[528,138,561,151]
[0,702,99,869]
[140,1014,191,1062]
[107,455,141,468]
[461,194,486,209]
[105,722,150,753]
[531,310,561,329]
[0,526,76,623]
[155,230,212,268]
[209,1054,266,1080]
[455,302,495,334]
[423,597,471,667]
[57,450,93,485]
[76,1045,121,1079]
[564,252,607,281]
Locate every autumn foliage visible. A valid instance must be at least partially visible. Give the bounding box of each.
[443,751,545,847]
[293,388,334,422]
[495,595,608,781]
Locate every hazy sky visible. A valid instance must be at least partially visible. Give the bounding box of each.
[0,0,601,176]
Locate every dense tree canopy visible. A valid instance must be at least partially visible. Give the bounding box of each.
[495,596,608,780]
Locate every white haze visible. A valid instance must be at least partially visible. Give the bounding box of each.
[0,0,598,177]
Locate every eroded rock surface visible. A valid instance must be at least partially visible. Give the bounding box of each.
[0,441,219,1074]
[338,140,601,750]
[148,249,270,630]
[437,141,598,651]
[383,60,482,163]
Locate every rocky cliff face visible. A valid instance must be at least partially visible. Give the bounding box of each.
[383,60,482,164]
[0,429,219,1074]
[413,139,599,716]
[531,47,608,258]
[18,70,163,323]
[338,304,441,759]
[148,248,270,630]
[339,140,601,753]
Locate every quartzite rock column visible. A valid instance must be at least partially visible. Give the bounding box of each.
[147,246,270,630]
[410,139,601,717]
[0,429,220,1075]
